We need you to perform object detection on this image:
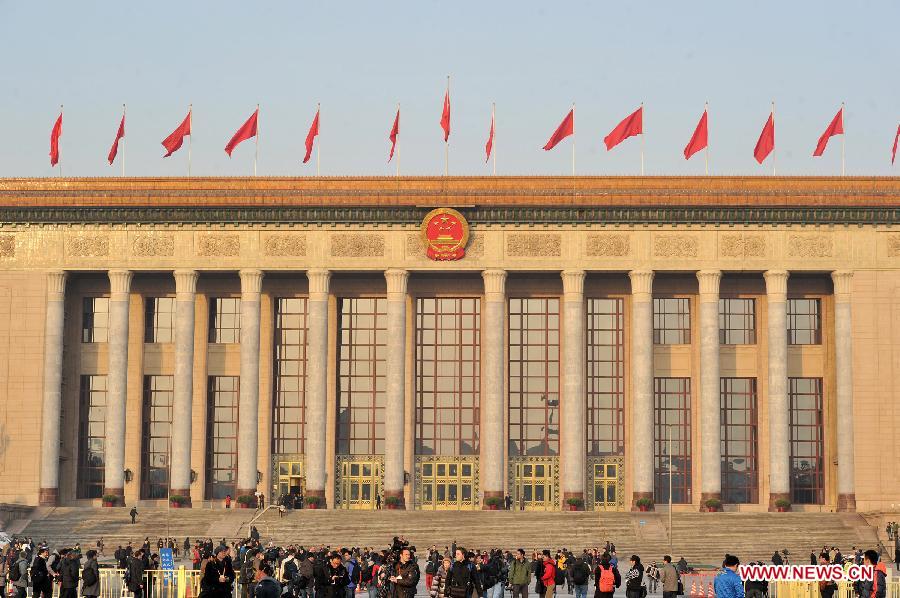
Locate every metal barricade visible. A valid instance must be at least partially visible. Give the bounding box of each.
[95,568,202,598]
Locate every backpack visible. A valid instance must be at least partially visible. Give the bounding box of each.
[8,560,21,582]
[425,560,438,575]
[571,565,589,586]
[82,566,98,587]
[598,566,616,593]
[282,559,299,583]
[554,565,565,586]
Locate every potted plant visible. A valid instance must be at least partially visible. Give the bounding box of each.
[635,497,653,512]
[305,495,323,510]
[101,494,119,508]
[774,498,791,512]
[384,496,403,510]
[565,497,585,511]
[484,497,503,510]
[236,494,255,509]
[169,494,189,508]
[704,498,722,512]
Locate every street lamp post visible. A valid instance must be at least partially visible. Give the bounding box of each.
[668,426,674,554]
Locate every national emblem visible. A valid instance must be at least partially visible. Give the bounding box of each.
[421,208,469,261]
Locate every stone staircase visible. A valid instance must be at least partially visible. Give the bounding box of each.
[18,508,881,565]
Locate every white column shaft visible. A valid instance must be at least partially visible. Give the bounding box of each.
[237,269,263,493]
[170,270,198,492]
[481,270,507,497]
[629,270,655,497]
[832,271,855,499]
[384,270,409,495]
[305,269,331,494]
[698,270,722,497]
[105,269,133,492]
[39,271,67,499]
[561,271,586,497]
[765,270,790,498]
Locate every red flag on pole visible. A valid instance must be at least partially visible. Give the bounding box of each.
[604,106,643,150]
[684,109,708,160]
[49,111,62,167]
[162,110,192,157]
[303,108,320,164]
[754,111,775,164]
[543,109,574,150]
[440,89,451,142]
[108,113,126,165]
[485,108,495,163]
[813,108,844,156]
[891,124,899,165]
[225,108,259,156]
[389,109,400,161]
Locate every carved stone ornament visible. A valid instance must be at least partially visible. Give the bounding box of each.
[886,234,900,258]
[506,233,561,257]
[330,233,385,258]
[264,234,307,257]
[788,234,833,258]
[66,234,109,257]
[407,232,482,259]
[197,234,240,257]
[653,234,698,258]
[586,234,629,257]
[131,234,175,257]
[0,235,14,258]
[420,207,469,260]
[720,233,765,258]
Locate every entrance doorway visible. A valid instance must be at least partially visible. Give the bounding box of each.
[513,461,555,511]
[419,461,476,510]
[593,462,620,511]
[275,460,305,500]
[339,461,380,509]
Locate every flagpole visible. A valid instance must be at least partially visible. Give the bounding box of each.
[317,103,321,177]
[571,103,576,177]
[254,104,260,177]
[704,101,709,176]
[841,101,845,177]
[640,102,645,176]
[771,101,776,176]
[445,75,450,177]
[492,102,497,176]
[188,104,193,177]
[122,104,126,178]
[58,105,63,178]
[396,102,400,178]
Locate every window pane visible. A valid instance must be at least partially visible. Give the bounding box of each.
[77,375,108,498]
[719,298,756,345]
[587,298,625,456]
[789,377,824,504]
[145,297,176,343]
[787,299,822,345]
[209,297,242,344]
[141,375,173,499]
[653,298,691,345]
[720,378,759,504]
[82,297,110,344]
[206,376,239,500]
[654,378,692,504]
[272,298,308,455]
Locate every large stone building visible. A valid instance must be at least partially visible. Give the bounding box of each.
[0,176,898,513]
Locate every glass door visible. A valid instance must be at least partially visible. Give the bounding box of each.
[420,461,476,510]
[593,462,620,511]
[514,462,555,511]
[340,461,380,509]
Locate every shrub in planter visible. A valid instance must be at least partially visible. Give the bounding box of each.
[101,494,119,507]
[305,495,323,509]
[384,496,403,509]
[236,494,255,508]
[565,497,585,511]
[484,497,503,510]
[635,497,653,511]
[704,498,722,512]
[169,495,189,508]
[774,498,791,512]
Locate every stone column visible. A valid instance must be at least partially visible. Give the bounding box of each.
[697,270,722,509]
[104,269,133,503]
[481,269,507,508]
[170,270,198,504]
[832,270,856,511]
[629,270,655,510]
[305,269,330,505]
[765,270,791,511]
[39,270,68,506]
[561,270,586,507]
[237,269,264,497]
[384,269,409,508]
[628,270,654,510]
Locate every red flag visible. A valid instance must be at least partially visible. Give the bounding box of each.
[49,112,62,167]
[225,108,259,156]
[162,110,192,157]
[813,108,844,157]
[543,109,574,151]
[891,125,899,165]
[684,109,708,160]
[440,90,451,142]
[108,113,125,165]
[388,109,400,161]
[303,108,320,164]
[485,108,495,163]
[754,111,775,164]
[604,106,643,151]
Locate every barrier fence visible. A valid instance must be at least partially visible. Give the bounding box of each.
[676,574,899,598]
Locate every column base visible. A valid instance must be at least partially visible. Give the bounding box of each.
[102,487,125,506]
[384,489,406,510]
[482,490,504,510]
[837,493,857,512]
[700,492,722,512]
[563,491,585,511]
[304,488,327,509]
[631,491,655,512]
[39,488,59,506]
[768,492,791,512]
[168,489,193,508]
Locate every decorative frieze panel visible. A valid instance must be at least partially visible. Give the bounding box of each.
[66,234,109,257]
[586,233,630,257]
[506,233,561,257]
[406,232,482,259]
[263,233,307,257]
[886,234,900,258]
[197,234,240,257]
[0,235,14,258]
[653,234,698,258]
[788,234,833,258]
[131,233,174,257]
[720,233,766,258]
[329,233,385,258]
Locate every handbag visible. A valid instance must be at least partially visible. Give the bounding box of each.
[677,581,684,596]
[640,586,648,598]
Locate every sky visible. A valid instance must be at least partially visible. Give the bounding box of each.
[0,1,898,178]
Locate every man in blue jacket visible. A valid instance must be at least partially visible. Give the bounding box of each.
[713,555,744,598]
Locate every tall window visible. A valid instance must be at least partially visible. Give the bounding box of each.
[653,298,691,345]
[719,298,756,345]
[82,297,109,343]
[337,298,386,455]
[141,375,173,499]
[654,377,692,504]
[415,298,481,455]
[788,299,822,345]
[206,376,239,500]
[586,298,625,456]
[720,378,759,504]
[509,298,560,457]
[272,298,308,455]
[789,377,824,504]
[208,297,241,344]
[145,297,175,343]
[77,375,107,499]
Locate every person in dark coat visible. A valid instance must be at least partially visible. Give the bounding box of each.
[30,547,52,598]
[59,550,81,598]
[202,546,237,598]
[624,555,644,598]
[81,550,101,598]
[254,564,281,598]
[443,549,472,598]
[127,549,147,598]
[315,552,350,598]
[388,548,420,598]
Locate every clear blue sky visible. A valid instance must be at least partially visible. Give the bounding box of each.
[1,1,897,178]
